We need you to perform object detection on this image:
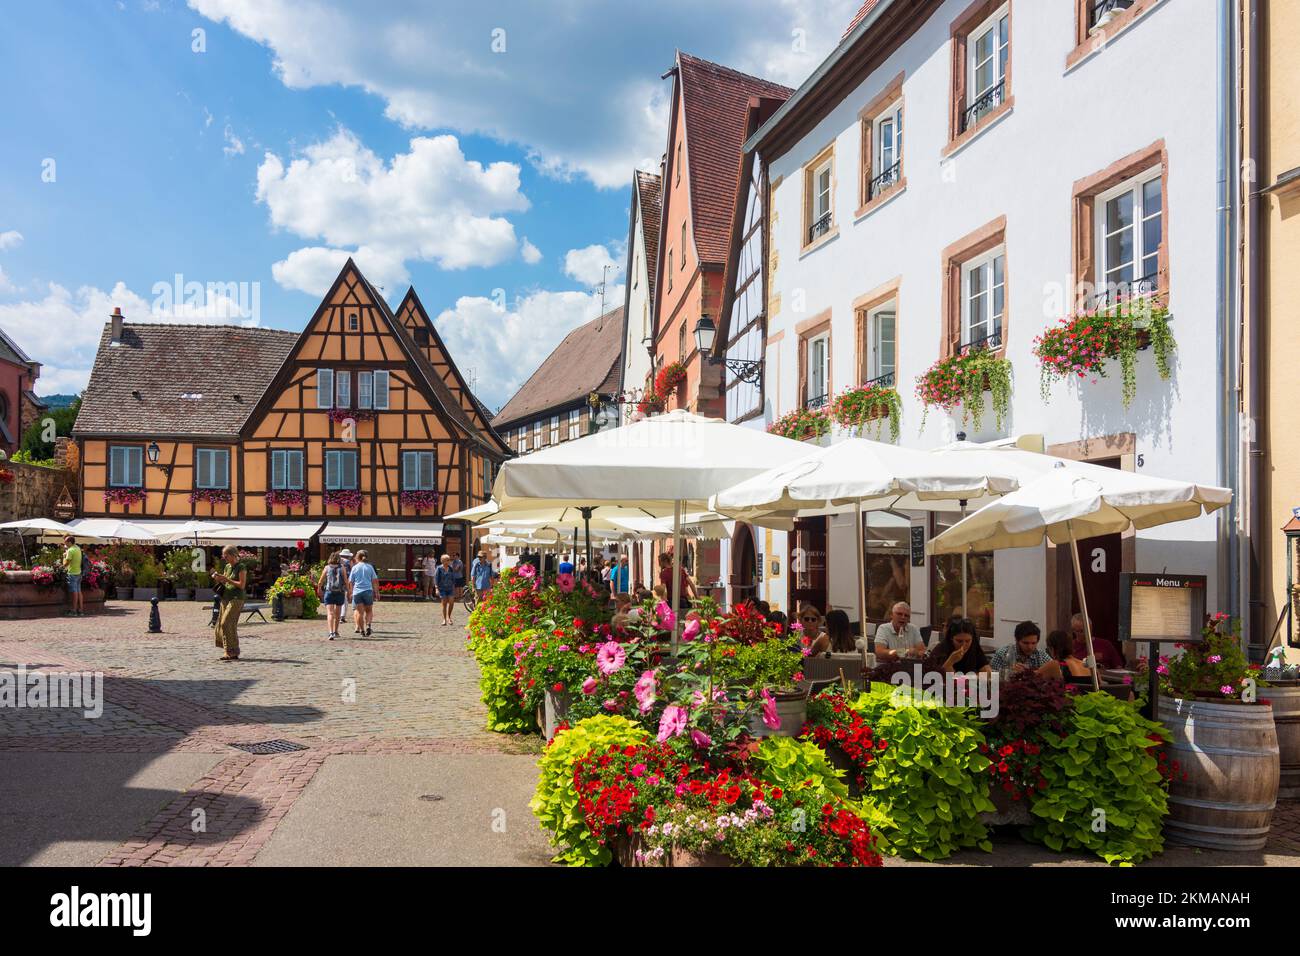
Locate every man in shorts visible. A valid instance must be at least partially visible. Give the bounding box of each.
[62,535,84,617]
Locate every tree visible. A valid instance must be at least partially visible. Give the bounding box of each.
[19,396,80,460]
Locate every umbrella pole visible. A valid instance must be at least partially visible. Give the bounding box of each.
[671,499,683,654]
[855,500,867,648]
[959,500,968,619]
[1068,523,1102,691]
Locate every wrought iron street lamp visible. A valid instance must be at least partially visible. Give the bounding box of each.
[146,441,172,476]
[693,315,763,385]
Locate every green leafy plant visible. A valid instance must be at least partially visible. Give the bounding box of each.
[133,561,160,589]
[530,715,649,866]
[749,735,849,800]
[767,406,831,442]
[267,572,320,617]
[1026,691,1169,865]
[915,347,1012,431]
[161,547,199,588]
[711,637,804,691]
[843,684,994,860]
[830,384,901,442]
[1033,298,1175,407]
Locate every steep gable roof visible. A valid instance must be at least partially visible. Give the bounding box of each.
[675,52,793,266]
[73,323,298,438]
[492,306,624,430]
[0,325,34,367]
[635,170,663,303]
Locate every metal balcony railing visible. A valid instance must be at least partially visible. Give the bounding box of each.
[804,393,829,410]
[960,80,1006,133]
[1092,273,1159,309]
[869,160,901,199]
[958,327,1003,354]
[807,212,833,244]
[865,371,896,388]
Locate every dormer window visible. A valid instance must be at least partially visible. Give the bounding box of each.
[414,327,430,347]
[348,313,359,331]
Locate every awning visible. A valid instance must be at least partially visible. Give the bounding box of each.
[130,520,324,547]
[320,521,444,545]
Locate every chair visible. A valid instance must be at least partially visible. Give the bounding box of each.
[919,625,933,647]
[802,652,867,689]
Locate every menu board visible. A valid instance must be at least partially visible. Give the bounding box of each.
[910,526,926,567]
[1118,573,1206,645]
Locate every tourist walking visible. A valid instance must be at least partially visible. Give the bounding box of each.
[434,554,457,626]
[471,549,494,603]
[451,553,465,600]
[61,535,84,617]
[315,551,350,641]
[338,549,354,622]
[610,554,630,596]
[422,551,437,601]
[211,544,248,661]
[349,549,378,636]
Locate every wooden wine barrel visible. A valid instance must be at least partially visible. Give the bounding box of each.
[1158,696,1279,851]
[1266,683,1300,799]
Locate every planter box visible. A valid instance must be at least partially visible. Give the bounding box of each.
[281,596,304,618]
[133,588,159,601]
[543,689,572,740]
[174,588,193,601]
[748,691,807,738]
[981,786,1033,827]
[115,586,134,600]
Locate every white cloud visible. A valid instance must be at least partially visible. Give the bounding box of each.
[0,267,11,295]
[0,280,261,395]
[222,123,246,156]
[563,244,622,288]
[269,245,407,297]
[520,238,542,265]
[256,128,529,290]
[0,230,23,251]
[434,284,625,409]
[189,0,854,188]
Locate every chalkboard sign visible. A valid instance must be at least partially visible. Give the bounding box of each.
[1118,572,1206,644]
[910,526,926,567]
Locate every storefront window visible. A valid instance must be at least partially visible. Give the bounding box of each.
[862,514,911,627]
[932,512,995,636]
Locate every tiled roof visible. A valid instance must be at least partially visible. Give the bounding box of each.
[492,306,625,430]
[73,323,298,438]
[677,52,792,266]
[0,325,34,367]
[842,0,884,39]
[635,170,663,302]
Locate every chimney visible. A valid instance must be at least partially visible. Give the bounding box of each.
[110,306,124,346]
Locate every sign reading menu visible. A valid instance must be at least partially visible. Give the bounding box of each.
[1118,573,1206,644]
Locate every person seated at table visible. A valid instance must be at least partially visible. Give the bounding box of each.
[809,609,856,655]
[754,599,771,618]
[1044,629,1092,683]
[767,609,788,632]
[1069,613,1124,669]
[927,618,991,675]
[870,601,925,660]
[795,603,825,647]
[613,591,632,615]
[652,584,668,605]
[988,620,1055,675]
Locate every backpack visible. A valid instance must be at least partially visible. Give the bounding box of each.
[325,564,345,593]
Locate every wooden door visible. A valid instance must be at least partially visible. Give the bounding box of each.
[789,517,828,616]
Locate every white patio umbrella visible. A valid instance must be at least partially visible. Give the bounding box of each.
[65,518,160,542]
[930,461,1232,689]
[0,518,103,563]
[490,410,810,648]
[711,436,1021,638]
[151,520,237,545]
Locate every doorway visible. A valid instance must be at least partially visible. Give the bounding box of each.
[789,516,828,616]
[730,523,758,608]
[1056,454,1125,639]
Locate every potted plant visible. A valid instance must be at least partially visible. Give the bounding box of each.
[193,570,215,603]
[1033,298,1174,407]
[1157,614,1279,850]
[162,547,198,600]
[916,346,1012,431]
[766,406,832,442]
[113,565,135,600]
[267,572,319,619]
[132,561,161,601]
[830,383,902,442]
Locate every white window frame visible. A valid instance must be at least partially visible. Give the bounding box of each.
[335,370,351,409]
[865,302,897,383]
[402,450,436,491]
[873,101,904,184]
[967,5,1010,106]
[270,449,304,490]
[325,449,359,491]
[961,246,1006,348]
[358,371,373,409]
[533,420,543,449]
[1095,168,1163,297]
[568,409,582,440]
[316,368,334,409]
[372,369,390,410]
[807,333,830,404]
[108,445,143,488]
[812,157,833,227]
[195,447,230,490]
[519,428,529,454]
[550,415,560,445]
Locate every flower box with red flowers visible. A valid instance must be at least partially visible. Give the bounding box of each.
[103,487,146,506]
[323,489,363,512]
[265,489,308,509]
[399,490,440,513]
[189,488,231,505]
[653,361,687,401]
[829,383,901,442]
[328,408,376,424]
[767,406,831,442]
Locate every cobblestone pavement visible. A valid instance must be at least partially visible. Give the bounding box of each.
[0,598,545,866]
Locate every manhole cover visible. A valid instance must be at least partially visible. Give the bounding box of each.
[231,739,309,755]
[419,794,444,802]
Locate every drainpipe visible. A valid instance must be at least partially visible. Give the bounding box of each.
[1216,0,1239,626]
[1244,0,1265,660]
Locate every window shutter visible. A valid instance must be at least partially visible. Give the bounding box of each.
[336,370,351,409]
[196,450,209,488]
[402,452,416,490]
[326,451,339,490]
[345,452,358,489]
[420,451,435,490]
[290,451,303,489]
[130,448,142,486]
[272,450,286,490]
[358,371,373,409]
[373,370,390,409]
[217,449,229,489]
[317,369,334,409]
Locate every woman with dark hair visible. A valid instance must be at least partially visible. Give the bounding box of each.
[1045,628,1092,683]
[810,609,856,655]
[767,609,788,631]
[927,618,990,674]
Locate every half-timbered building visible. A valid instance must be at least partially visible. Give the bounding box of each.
[72,260,509,579]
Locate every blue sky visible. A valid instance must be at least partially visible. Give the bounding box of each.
[0,0,856,408]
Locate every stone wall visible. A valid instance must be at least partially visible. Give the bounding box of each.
[0,459,79,523]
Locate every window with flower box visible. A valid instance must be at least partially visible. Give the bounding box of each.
[109,445,143,487]
[325,449,359,490]
[402,451,436,491]
[195,448,230,490]
[270,449,304,490]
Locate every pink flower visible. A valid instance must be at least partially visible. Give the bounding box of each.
[691,729,712,748]
[657,704,688,742]
[517,563,536,579]
[629,762,647,777]
[760,689,781,730]
[655,602,676,630]
[581,677,598,695]
[596,641,626,676]
[1207,654,1222,664]
[556,572,575,593]
[634,670,657,714]
[682,618,700,641]
[603,699,619,711]
[1220,685,1235,696]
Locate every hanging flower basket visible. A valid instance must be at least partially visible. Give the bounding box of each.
[104,487,146,506]
[830,384,902,442]
[768,406,832,442]
[399,490,440,513]
[328,408,376,424]
[265,489,308,509]
[1033,297,1174,407]
[323,489,363,512]
[189,488,232,506]
[654,361,687,400]
[916,347,1012,431]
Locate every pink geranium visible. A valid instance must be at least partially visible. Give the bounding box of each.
[657,704,688,742]
[634,669,657,714]
[596,641,626,676]
[691,729,712,748]
[581,677,598,695]
[655,602,676,630]
[760,689,781,730]
[516,563,536,579]
[682,618,700,642]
